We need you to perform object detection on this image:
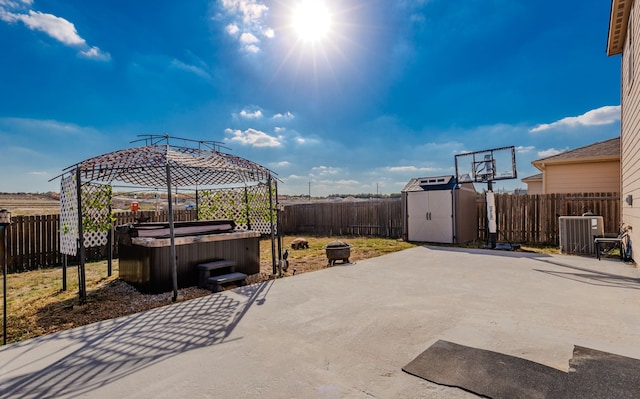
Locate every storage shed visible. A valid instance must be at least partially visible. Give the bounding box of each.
[402,175,478,244]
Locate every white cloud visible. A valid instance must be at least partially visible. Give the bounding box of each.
[311,165,341,176]
[386,165,437,173]
[274,126,286,133]
[537,148,566,158]
[238,108,263,119]
[516,145,534,153]
[285,174,307,180]
[530,105,621,132]
[221,0,268,23]
[0,1,34,6]
[170,58,211,80]
[240,32,259,44]
[80,46,111,61]
[238,32,260,53]
[320,179,359,186]
[273,111,294,120]
[219,0,273,53]
[0,116,85,134]
[0,1,16,8]
[0,5,110,61]
[224,127,282,147]
[338,179,360,185]
[9,10,85,45]
[225,23,239,35]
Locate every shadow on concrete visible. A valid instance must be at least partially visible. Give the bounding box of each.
[422,244,553,259]
[0,280,273,399]
[532,258,640,291]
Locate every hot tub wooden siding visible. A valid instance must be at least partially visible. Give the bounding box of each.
[119,230,260,293]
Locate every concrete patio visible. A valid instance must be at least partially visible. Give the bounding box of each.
[1,245,639,398]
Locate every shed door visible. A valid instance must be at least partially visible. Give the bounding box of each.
[407,190,453,243]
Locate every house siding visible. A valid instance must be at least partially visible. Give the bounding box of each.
[542,161,621,194]
[526,181,543,195]
[622,0,640,258]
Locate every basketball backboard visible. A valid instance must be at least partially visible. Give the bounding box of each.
[454,146,517,183]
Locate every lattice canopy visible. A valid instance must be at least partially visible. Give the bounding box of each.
[55,136,280,304]
[67,142,274,187]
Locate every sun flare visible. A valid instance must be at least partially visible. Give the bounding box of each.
[292,0,332,42]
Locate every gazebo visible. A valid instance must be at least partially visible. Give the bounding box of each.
[55,135,281,303]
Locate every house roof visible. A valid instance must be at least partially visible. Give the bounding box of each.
[521,173,542,183]
[532,137,620,171]
[607,0,632,56]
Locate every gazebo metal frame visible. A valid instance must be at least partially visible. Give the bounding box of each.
[53,135,281,303]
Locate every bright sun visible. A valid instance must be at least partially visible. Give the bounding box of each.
[292,0,332,42]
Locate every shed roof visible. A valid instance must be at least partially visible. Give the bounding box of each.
[402,175,460,192]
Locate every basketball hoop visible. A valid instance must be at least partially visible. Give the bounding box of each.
[454,146,517,249]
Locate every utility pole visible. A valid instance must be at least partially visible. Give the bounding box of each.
[308,181,311,199]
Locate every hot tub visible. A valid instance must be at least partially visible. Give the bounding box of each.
[117,220,260,293]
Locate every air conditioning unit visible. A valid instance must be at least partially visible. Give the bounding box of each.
[559,216,604,255]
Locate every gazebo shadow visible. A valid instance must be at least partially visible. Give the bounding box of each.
[0,280,273,399]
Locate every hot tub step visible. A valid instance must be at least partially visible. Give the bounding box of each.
[197,260,236,288]
[206,272,247,292]
[197,259,236,271]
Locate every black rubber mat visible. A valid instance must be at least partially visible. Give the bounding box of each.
[402,340,566,399]
[566,345,640,399]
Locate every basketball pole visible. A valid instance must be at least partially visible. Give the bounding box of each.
[486,182,497,249]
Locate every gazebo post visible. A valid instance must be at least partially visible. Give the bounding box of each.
[75,168,87,304]
[275,181,282,272]
[107,201,113,277]
[1,209,11,345]
[165,163,179,302]
[269,176,277,276]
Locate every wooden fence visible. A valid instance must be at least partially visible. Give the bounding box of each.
[1,193,621,273]
[279,200,404,238]
[476,192,620,245]
[3,210,196,273]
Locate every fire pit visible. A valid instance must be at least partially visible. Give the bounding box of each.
[324,240,351,266]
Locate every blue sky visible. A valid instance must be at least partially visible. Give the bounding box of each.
[0,0,622,196]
